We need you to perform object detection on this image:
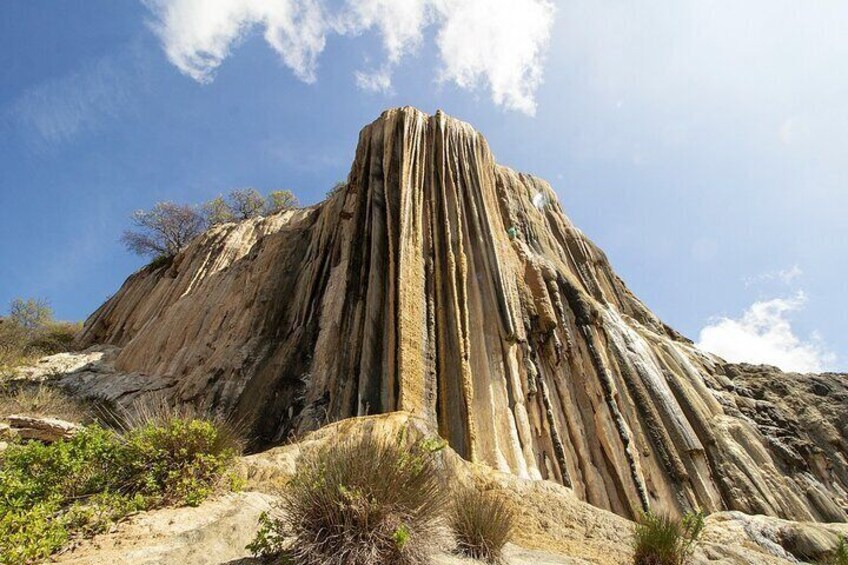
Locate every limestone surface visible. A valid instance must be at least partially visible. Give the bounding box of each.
[73,107,848,523]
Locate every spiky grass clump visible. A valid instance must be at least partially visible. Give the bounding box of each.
[265,431,447,565]
[449,487,516,563]
[633,510,704,565]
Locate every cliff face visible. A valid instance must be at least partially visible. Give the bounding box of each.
[78,107,848,522]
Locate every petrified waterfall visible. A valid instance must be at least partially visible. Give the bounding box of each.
[77,107,848,522]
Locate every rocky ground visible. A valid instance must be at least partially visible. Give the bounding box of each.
[4,351,845,565]
[50,409,848,564]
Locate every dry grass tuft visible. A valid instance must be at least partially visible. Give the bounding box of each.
[259,430,447,565]
[0,384,90,423]
[449,486,516,563]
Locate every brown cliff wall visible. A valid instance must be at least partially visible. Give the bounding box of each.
[78,107,848,522]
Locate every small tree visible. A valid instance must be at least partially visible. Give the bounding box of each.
[228,188,266,220]
[9,298,53,337]
[266,190,299,213]
[203,196,236,226]
[1,299,79,373]
[121,202,205,259]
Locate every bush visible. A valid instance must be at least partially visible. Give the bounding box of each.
[26,321,81,354]
[0,321,29,376]
[204,189,301,226]
[246,511,290,561]
[122,416,241,506]
[823,536,848,565]
[0,299,81,378]
[449,487,516,563]
[0,415,240,563]
[250,430,447,565]
[633,510,704,565]
[146,254,174,271]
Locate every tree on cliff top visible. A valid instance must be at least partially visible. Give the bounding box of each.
[266,189,299,213]
[227,188,266,220]
[121,202,205,260]
[203,189,300,226]
[124,190,301,259]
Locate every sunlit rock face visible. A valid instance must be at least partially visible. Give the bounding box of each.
[78,107,848,522]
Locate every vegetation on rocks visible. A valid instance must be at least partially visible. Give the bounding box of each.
[822,536,848,565]
[0,413,240,564]
[449,486,516,563]
[121,201,207,260]
[123,188,301,264]
[249,430,448,565]
[0,298,80,378]
[633,510,704,565]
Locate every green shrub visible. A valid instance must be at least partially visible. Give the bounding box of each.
[146,254,174,271]
[449,487,516,563]
[0,415,240,563]
[122,416,240,506]
[823,536,848,565]
[246,511,290,560]
[633,510,704,565]
[250,430,446,565]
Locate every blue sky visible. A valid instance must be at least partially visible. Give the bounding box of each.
[1,1,845,372]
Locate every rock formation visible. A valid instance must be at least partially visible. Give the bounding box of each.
[73,107,848,523]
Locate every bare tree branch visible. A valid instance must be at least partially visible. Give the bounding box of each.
[121,202,205,259]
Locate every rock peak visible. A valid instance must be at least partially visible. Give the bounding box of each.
[75,109,848,523]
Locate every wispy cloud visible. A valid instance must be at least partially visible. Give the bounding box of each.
[697,291,836,373]
[743,264,803,287]
[4,47,147,150]
[355,66,394,94]
[142,0,555,115]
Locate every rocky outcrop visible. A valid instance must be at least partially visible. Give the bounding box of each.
[74,107,848,523]
[4,414,79,441]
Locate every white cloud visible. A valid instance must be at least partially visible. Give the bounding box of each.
[142,0,555,114]
[743,264,803,287]
[142,0,326,83]
[696,292,836,373]
[433,0,554,115]
[336,0,430,64]
[355,66,393,93]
